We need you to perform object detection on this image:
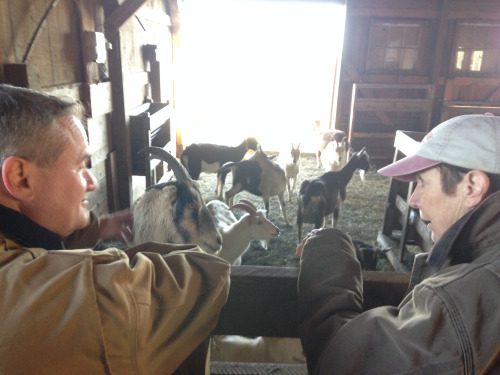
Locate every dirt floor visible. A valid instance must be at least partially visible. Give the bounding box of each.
[195,153,395,271]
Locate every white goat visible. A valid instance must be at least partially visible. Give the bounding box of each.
[314,126,347,169]
[277,143,301,202]
[206,199,279,265]
[320,137,348,172]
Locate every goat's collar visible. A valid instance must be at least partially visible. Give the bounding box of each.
[0,204,64,250]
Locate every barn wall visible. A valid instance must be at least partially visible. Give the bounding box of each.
[0,0,177,213]
[336,0,500,160]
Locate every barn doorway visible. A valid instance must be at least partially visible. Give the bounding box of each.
[177,0,346,153]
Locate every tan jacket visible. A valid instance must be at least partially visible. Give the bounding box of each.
[0,211,230,375]
[298,191,500,374]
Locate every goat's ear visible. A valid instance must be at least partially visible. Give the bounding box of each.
[1,156,36,201]
[161,185,178,203]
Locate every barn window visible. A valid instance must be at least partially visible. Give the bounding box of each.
[454,22,500,74]
[366,20,425,73]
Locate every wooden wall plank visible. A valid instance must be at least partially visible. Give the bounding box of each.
[448,0,500,20]
[0,1,14,66]
[46,0,83,84]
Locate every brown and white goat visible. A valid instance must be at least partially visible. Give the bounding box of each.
[297,147,372,242]
[320,137,349,172]
[314,127,348,169]
[133,146,223,254]
[219,147,291,226]
[277,143,301,202]
[180,137,259,196]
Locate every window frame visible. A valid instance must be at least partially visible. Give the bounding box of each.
[365,18,429,75]
[451,21,500,76]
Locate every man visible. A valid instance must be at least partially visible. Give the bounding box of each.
[297,114,500,374]
[0,84,230,374]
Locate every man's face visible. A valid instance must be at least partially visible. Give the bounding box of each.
[23,115,97,238]
[409,167,469,243]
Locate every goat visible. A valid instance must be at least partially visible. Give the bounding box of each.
[314,127,347,168]
[207,199,279,265]
[277,143,301,202]
[353,240,391,271]
[179,137,258,196]
[297,147,372,242]
[219,147,291,226]
[320,137,349,172]
[132,146,223,254]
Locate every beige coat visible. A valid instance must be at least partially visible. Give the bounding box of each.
[0,213,230,375]
[298,191,500,374]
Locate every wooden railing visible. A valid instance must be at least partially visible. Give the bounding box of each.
[378,130,433,272]
[175,265,410,374]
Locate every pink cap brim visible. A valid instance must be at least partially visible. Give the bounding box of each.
[378,155,441,182]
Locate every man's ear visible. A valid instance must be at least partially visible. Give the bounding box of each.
[1,156,35,201]
[462,170,490,208]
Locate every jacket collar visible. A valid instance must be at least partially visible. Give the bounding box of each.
[408,190,500,293]
[428,190,500,270]
[0,204,64,250]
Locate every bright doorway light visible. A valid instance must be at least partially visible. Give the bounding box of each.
[177,0,345,152]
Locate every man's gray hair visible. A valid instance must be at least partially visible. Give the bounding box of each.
[0,84,83,168]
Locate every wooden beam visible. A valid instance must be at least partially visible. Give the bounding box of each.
[105,0,147,37]
[166,0,181,33]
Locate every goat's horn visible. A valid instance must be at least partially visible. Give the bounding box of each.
[239,199,257,211]
[230,203,257,214]
[139,146,192,182]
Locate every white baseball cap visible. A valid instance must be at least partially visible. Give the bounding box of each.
[378,114,500,181]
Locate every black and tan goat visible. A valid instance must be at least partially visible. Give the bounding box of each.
[180,137,259,196]
[133,146,223,254]
[218,148,291,226]
[297,148,372,242]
